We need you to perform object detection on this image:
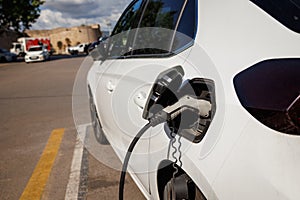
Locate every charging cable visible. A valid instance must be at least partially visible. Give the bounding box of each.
[119,95,211,200]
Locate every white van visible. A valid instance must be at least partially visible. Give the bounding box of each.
[87,0,300,199]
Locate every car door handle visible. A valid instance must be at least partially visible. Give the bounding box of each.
[106,80,115,92]
[134,92,147,109]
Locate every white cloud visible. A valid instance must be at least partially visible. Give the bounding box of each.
[32,0,131,31]
[32,9,85,29]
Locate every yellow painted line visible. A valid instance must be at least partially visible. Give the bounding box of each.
[19,128,65,200]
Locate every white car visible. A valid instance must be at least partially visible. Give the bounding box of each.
[25,45,50,63]
[87,0,300,199]
[68,43,88,55]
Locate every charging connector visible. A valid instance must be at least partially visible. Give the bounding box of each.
[119,95,212,200]
[149,95,211,127]
[163,95,211,120]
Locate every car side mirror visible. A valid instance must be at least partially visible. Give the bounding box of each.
[90,42,107,61]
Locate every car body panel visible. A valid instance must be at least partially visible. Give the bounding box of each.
[88,49,191,192]
[87,0,300,199]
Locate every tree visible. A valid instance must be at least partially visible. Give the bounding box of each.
[0,0,45,32]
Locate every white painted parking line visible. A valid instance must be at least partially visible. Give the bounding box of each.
[65,124,90,200]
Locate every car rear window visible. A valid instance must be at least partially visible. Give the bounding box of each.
[250,0,300,33]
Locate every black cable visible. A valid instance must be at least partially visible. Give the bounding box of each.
[119,122,152,200]
[119,111,169,200]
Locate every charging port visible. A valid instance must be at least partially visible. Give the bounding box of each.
[168,78,216,143]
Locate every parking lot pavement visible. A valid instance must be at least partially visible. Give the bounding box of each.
[0,56,145,200]
[71,124,146,200]
[0,56,83,199]
[87,152,146,200]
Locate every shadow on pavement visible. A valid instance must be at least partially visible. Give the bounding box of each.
[0,54,88,64]
[49,54,88,61]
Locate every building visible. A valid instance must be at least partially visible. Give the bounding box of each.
[25,24,102,54]
[0,28,23,50]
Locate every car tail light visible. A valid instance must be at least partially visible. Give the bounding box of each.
[233,58,300,135]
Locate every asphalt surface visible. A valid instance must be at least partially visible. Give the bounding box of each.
[0,55,144,200]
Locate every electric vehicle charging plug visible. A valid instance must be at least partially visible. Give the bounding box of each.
[149,95,212,127]
[119,95,212,200]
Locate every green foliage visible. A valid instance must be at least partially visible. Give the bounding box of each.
[0,0,45,32]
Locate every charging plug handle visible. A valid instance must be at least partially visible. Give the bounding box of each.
[149,95,212,127]
[163,95,211,119]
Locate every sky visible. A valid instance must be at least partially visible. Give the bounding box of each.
[31,0,132,32]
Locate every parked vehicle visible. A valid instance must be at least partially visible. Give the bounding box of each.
[88,37,109,53]
[87,0,300,199]
[0,48,17,62]
[68,43,89,55]
[24,45,50,63]
[10,37,51,57]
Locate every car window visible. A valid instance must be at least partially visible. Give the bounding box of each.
[108,0,144,58]
[172,0,196,51]
[132,0,196,56]
[250,0,300,33]
[139,0,185,29]
[29,47,42,51]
